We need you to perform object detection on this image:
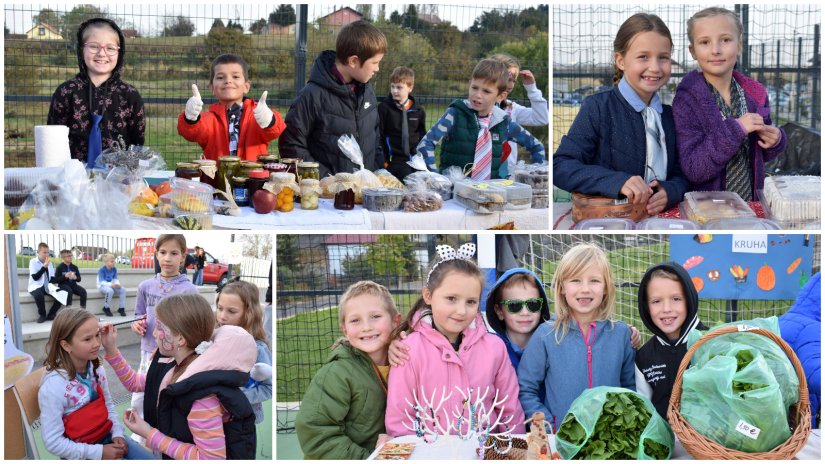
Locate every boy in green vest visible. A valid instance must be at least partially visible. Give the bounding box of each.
[416,59,546,179]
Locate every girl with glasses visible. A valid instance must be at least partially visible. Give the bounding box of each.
[48,17,145,164]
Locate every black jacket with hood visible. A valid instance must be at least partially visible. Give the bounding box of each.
[278,50,383,178]
[635,262,707,419]
[377,94,426,180]
[47,18,145,162]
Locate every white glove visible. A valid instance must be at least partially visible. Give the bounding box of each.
[185,84,203,121]
[252,91,274,128]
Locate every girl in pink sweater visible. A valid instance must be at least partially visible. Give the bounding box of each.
[385,243,525,438]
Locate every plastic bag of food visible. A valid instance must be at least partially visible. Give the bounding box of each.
[401,173,443,212]
[93,141,166,175]
[442,165,468,185]
[556,387,673,460]
[404,170,453,201]
[680,317,797,452]
[374,169,406,190]
[337,134,382,203]
[686,317,799,409]
[20,160,133,229]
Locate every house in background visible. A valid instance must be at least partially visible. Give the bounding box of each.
[318,7,362,27]
[71,245,109,261]
[25,22,62,40]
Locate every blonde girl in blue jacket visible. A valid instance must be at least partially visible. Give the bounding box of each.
[517,243,635,430]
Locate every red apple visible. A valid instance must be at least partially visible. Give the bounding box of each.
[253,189,276,214]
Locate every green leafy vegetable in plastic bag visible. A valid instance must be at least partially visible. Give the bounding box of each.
[681,317,796,453]
[555,387,673,460]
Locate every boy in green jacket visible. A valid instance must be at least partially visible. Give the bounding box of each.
[296,281,401,459]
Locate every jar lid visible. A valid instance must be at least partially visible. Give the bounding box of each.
[241,161,263,167]
[249,169,269,179]
[176,162,199,169]
[280,158,300,164]
[220,156,241,163]
[193,159,216,166]
[257,155,279,161]
[298,161,320,168]
[231,176,248,182]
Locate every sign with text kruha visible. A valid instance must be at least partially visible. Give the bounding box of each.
[670,234,814,300]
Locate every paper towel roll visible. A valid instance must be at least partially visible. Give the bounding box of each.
[34,125,71,167]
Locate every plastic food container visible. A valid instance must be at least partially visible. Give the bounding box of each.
[680,191,755,225]
[531,193,550,209]
[453,180,507,214]
[171,209,213,230]
[573,218,636,230]
[702,217,781,230]
[635,218,700,230]
[170,177,214,214]
[513,165,549,190]
[759,175,821,229]
[489,180,533,210]
[362,188,404,212]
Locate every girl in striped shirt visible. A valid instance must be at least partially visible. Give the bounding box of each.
[101,293,258,459]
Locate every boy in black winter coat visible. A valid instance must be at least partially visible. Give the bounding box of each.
[635,262,708,420]
[378,67,426,181]
[279,20,387,178]
[54,250,87,309]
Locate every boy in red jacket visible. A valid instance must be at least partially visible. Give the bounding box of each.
[178,54,285,161]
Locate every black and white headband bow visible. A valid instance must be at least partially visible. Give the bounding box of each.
[426,243,477,285]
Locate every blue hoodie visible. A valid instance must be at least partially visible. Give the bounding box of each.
[484,268,551,370]
[518,318,636,429]
[778,272,820,428]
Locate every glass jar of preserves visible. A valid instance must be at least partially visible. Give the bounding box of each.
[334,188,355,210]
[280,158,300,182]
[217,156,241,193]
[257,155,279,171]
[230,176,249,207]
[297,161,320,181]
[174,162,201,183]
[193,159,218,189]
[247,169,269,201]
[300,179,321,210]
[240,161,263,177]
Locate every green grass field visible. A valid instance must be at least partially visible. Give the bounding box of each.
[276,241,795,404]
[6,102,550,168]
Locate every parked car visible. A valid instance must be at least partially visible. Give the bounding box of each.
[187,248,230,287]
[116,255,130,265]
[20,246,35,256]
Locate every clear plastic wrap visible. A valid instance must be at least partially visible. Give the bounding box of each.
[19,160,134,229]
[374,169,406,190]
[93,143,166,175]
[404,170,453,201]
[337,134,383,203]
[401,174,443,212]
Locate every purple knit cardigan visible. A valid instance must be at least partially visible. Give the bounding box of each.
[672,70,787,199]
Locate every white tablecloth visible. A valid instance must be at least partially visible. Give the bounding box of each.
[367,430,821,460]
[212,198,549,230]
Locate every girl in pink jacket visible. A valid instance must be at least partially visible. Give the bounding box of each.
[385,243,525,438]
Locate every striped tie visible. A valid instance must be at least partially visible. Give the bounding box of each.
[471,115,492,180]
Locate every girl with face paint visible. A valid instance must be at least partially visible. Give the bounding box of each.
[100,293,258,459]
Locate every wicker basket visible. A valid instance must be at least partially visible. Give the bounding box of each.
[667,325,811,459]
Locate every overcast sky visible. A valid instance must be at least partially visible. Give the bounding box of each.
[5,2,544,35]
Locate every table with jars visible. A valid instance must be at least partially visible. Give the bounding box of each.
[143,156,549,230]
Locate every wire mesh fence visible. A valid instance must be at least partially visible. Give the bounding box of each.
[275,232,820,432]
[4,3,549,167]
[552,4,821,202]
